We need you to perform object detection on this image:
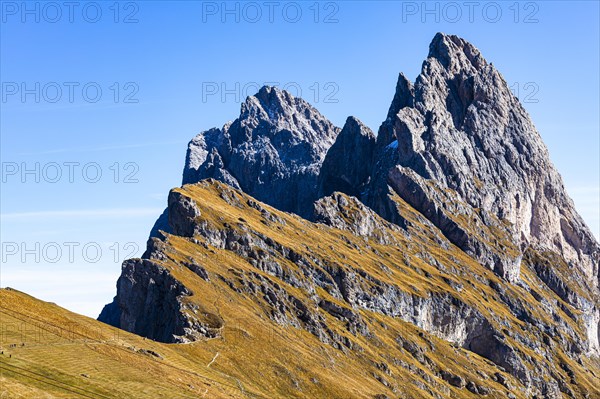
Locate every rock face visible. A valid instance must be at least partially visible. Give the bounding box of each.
[98,258,195,343]
[313,192,399,245]
[379,33,598,286]
[387,165,522,282]
[317,116,376,198]
[101,33,600,399]
[181,86,339,219]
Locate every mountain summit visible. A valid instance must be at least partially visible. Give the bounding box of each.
[182,85,340,218]
[99,33,600,398]
[379,32,598,285]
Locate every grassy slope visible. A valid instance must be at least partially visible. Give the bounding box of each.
[2,181,599,398]
[0,288,251,398]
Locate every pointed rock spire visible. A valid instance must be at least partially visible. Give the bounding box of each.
[427,32,487,74]
[375,33,599,291]
[386,72,414,120]
[318,116,376,199]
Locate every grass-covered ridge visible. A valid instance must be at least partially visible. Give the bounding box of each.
[2,180,599,398]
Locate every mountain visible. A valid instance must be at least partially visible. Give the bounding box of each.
[99,178,600,398]
[96,33,600,398]
[3,33,597,399]
[182,86,340,219]
[367,34,598,286]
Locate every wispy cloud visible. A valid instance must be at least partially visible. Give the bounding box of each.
[0,208,163,220]
[17,140,187,156]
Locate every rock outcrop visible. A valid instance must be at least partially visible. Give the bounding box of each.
[99,258,201,343]
[313,192,400,245]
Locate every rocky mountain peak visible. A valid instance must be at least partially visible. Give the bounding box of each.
[427,32,488,75]
[389,34,598,288]
[386,72,414,121]
[245,85,291,117]
[180,85,340,218]
[176,34,599,292]
[236,85,337,156]
[239,85,291,125]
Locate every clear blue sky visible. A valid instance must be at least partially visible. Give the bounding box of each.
[1,1,599,317]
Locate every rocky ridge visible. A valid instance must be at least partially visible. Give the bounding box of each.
[101,33,600,398]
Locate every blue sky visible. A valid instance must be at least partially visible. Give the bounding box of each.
[1,1,599,317]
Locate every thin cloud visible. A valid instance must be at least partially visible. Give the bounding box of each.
[0,208,163,220]
[17,140,187,156]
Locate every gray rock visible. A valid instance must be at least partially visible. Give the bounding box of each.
[182,86,340,218]
[98,258,216,343]
[313,192,399,245]
[440,370,466,388]
[466,381,490,395]
[148,207,170,239]
[168,189,201,237]
[379,32,598,289]
[318,116,376,199]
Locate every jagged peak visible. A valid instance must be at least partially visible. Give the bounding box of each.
[427,32,487,73]
[341,116,375,138]
[386,72,414,120]
[224,84,339,160]
[255,85,291,107]
[240,85,314,122]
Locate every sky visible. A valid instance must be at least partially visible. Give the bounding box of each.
[1,1,599,318]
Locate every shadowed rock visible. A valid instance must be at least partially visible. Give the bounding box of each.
[318,116,376,199]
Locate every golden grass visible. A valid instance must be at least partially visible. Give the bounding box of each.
[2,180,599,398]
